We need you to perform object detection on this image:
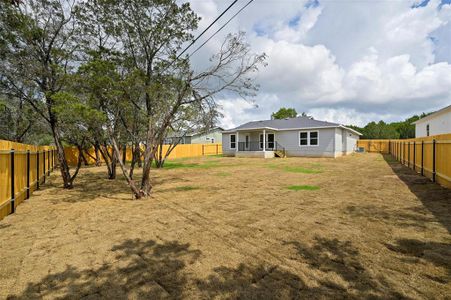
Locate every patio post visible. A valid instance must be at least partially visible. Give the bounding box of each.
[263,129,266,152]
[236,131,239,152]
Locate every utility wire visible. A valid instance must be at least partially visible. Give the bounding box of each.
[188,0,254,58]
[176,0,240,60]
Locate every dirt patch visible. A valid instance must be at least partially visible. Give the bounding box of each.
[0,153,450,299]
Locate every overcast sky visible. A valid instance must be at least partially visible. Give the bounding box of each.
[185,0,451,128]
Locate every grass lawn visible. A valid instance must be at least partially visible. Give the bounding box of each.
[0,153,450,299]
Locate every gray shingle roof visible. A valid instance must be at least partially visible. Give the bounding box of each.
[226,116,341,131]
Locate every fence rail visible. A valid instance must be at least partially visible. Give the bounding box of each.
[64,143,223,166]
[357,134,451,189]
[0,140,57,221]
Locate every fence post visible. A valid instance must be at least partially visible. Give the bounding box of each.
[413,141,416,171]
[216,144,219,155]
[36,150,40,190]
[388,140,391,155]
[26,150,30,199]
[47,150,50,175]
[432,139,436,183]
[202,144,204,156]
[43,150,46,184]
[421,140,424,176]
[407,142,410,168]
[10,149,15,214]
[122,145,126,165]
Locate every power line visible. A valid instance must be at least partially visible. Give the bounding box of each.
[188,0,254,58]
[176,0,240,60]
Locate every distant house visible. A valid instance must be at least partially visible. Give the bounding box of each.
[222,117,361,158]
[164,127,223,145]
[412,105,451,137]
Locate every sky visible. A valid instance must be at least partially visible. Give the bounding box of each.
[184,0,451,128]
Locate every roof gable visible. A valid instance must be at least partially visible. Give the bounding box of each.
[412,105,451,124]
[229,116,340,131]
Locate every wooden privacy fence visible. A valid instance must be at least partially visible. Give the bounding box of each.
[64,143,223,166]
[0,140,57,221]
[358,134,451,189]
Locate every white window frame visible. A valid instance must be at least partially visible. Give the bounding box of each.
[299,131,319,147]
[230,134,236,149]
[309,131,319,146]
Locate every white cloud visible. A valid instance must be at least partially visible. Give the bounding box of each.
[186,0,451,128]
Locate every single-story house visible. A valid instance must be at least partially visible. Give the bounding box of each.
[164,127,223,144]
[412,105,451,137]
[222,117,362,158]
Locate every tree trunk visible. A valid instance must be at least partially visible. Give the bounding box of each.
[129,142,140,179]
[51,123,74,189]
[79,149,89,166]
[110,135,145,199]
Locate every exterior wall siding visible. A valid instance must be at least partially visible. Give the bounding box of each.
[345,132,359,153]
[222,133,236,156]
[222,127,358,157]
[415,111,451,137]
[275,128,337,157]
[190,130,223,144]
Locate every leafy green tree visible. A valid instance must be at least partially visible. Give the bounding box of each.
[0,0,83,188]
[78,0,266,198]
[272,107,297,119]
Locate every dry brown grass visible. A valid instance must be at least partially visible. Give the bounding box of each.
[0,153,450,299]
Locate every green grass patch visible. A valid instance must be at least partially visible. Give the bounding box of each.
[174,185,199,192]
[287,185,320,191]
[284,166,322,174]
[154,160,222,170]
[216,172,231,177]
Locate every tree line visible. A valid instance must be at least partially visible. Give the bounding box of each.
[347,114,430,139]
[0,0,267,198]
[271,107,429,140]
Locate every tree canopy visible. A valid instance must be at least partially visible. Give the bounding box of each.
[271,107,297,119]
[347,113,430,139]
[0,0,267,197]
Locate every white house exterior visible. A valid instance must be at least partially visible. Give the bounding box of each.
[412,105,451,137]
[222,117,362,158]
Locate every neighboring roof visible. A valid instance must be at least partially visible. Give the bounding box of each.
[411,105,451,124]
[222,117,362,136]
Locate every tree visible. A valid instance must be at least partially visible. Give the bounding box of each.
[271,107,297,119]
[0,95,52,143]
[77,0,266,199]
[0,0,84,188]
[299,112,313,119]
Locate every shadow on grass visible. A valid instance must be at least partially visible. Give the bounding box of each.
[385,239,451,277]
[47,171,133,203]
[345,204,437,230]
[380,155,451,280]
[283,237,406,298]
[382,154,451,233]
[8,239,201,299]
[7,236,416,298]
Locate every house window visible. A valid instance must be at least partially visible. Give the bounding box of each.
[259,134,264,149]
[310,131,318,145]
[230,134,236,149]
[300,132,308,145]
[300,131,319,146]
[426,124,430,136]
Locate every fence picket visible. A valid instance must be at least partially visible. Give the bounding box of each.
[357,134,451,189]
